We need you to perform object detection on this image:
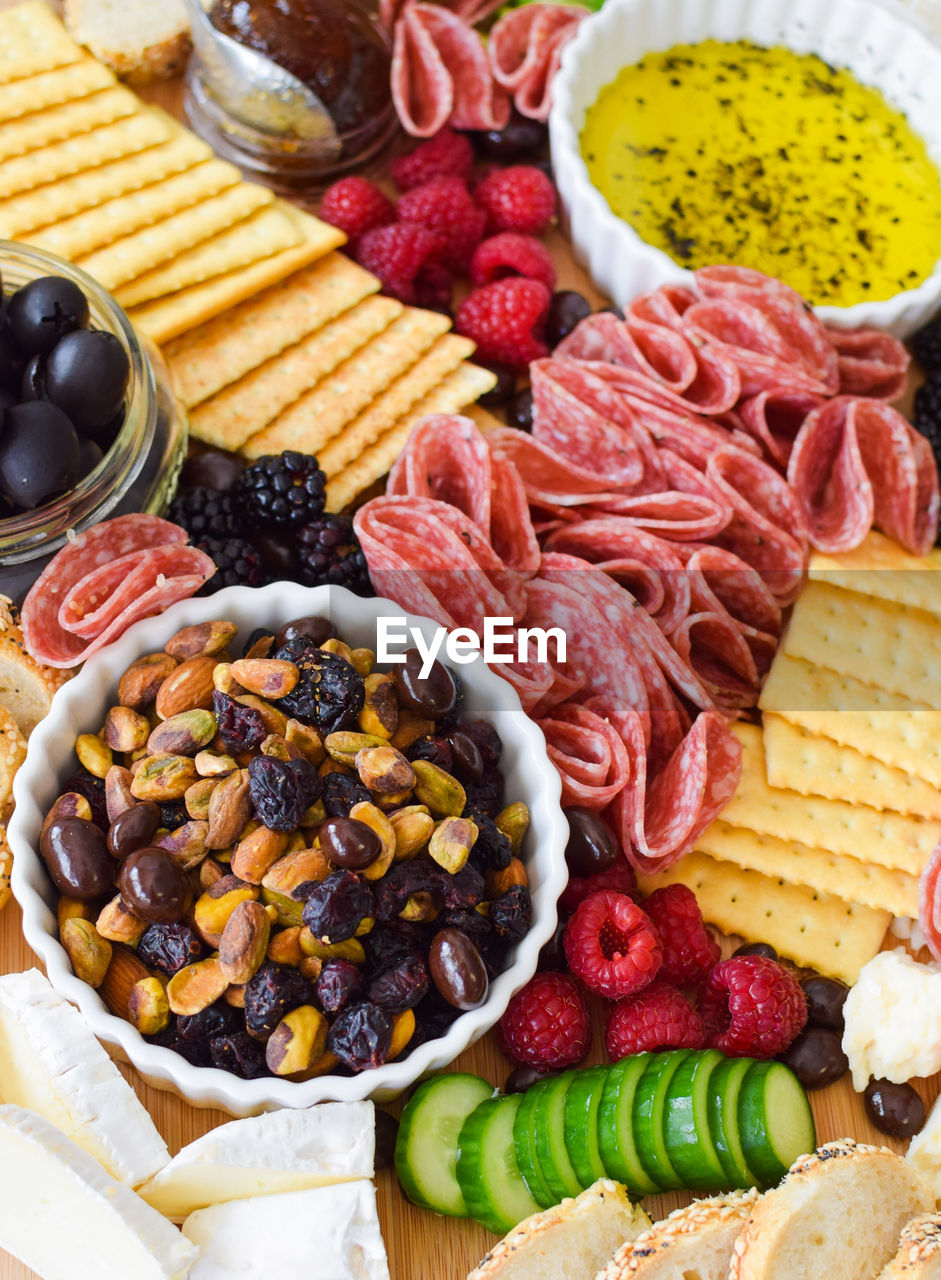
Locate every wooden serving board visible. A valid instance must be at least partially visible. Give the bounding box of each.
[1,5,940,1277]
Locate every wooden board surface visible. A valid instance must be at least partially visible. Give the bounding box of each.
[0,5,939,1278]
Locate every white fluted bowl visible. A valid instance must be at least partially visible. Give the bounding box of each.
[9,583,567,1116]
[550,0,941,336]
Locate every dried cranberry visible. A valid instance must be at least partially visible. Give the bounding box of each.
[321,771,372,817]
[210,1031,269,1078]
[362,920,424,977]
[157,802,189,832]
[407,736,453,772]
[465,808,511,870]
[61,769,108,831]
[463,768,504,817]
[147,1021,212,1067]
[327,1001,393,1072]
[435,861,484,912]
[373,860,439,921]
[276,639,364,733]
[316,959,363,1013]
[244,962,311,1039]
[137,921,203,976]
[460,720,503,768]
[177,1000,241,1042]
[442,908,492,951]
[213,690,266,753]
[248,755,323,832]
[491,884,532,943]
[302,870,374,942]
[369,953,429,1011]
[410,989,460,1046]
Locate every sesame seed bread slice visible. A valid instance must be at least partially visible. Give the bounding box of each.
[63,0,197,84]
[877,1216,941,1279]
[0,600,69,737]
[0,706,27,823]
[468,1179,651,1280]
[595,1189,760,1280]
[730,1140,936,1280]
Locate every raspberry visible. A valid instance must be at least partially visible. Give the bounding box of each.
[498,972,590,1070]
[642,884,720,987]
[563,891,662,999]
[605,983,705,1060]
[397,176,487,274]
[470,232,556,291]
[455,278,550,372]
[699,955,808,1059]
[355,222,446,306]
[474,165,557,235]
[390,127,475,192]
[559,858,637,915]
[319,177,396,243]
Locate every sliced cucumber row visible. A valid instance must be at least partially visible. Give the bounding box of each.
[394,1052,815,1232]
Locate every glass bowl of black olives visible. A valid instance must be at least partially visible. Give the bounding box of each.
[0,243,188,606]
[8,582,568,1115]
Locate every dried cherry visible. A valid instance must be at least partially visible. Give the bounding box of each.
[209,1031,269,1079]
[463,767,504,817]
[213,690,266,754]
[276,639,364,733]
[316,959,363,1014]
[460,720,503,769]
[61,769,108,831]
[137,921,203,976]
[491,884,532,943]
[361,921,424,977]
[177,1000,241,1043]
[327,1001,393,1072]
[321,771,372,817]
[464,808,511,870]
[157,801,189,832]
[368,953,429,1012]
[244,962,311,1039]
[248,755,322,832]
[302,869,374,942]
[407,736,453,773]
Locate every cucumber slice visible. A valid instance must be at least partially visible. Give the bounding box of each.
[395,1072,494,1216]
[563,1065,610,1188]
[457,1095,543,1234]
[531,1072,583,1202]
[597,1054,661,1197]
[513,1082,557,1209]
[633,1050,692,1189]
[739,1061,816,1187]
[707,1057,760,1189]
[662,1048,726,1190]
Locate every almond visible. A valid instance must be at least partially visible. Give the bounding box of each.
[155,655,217,720]
[100,945,150,1018]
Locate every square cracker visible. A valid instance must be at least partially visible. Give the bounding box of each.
[324,362,497,512]
[809,530,941,616]
[694,819,919,919]
[636,852,889,984]
[0,58,114,123]
[0,3,83,85]
[241,307,452,459]
[722,722,941,876]
[0,132,211,238]
[28,158,242,259]
[128,206,344,345]
[189,295,403,451]
[0,85,139,164]
[762,713,941,820]
[164,253,373,408]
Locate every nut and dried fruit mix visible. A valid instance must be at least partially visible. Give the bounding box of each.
[39,615,532,1079]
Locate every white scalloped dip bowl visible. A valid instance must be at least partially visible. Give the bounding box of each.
[550,0,941,336]
[8,582,568,1116]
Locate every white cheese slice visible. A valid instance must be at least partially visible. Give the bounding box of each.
[183,1181,389,1280]
[140,1101,375,1219]
[0,968,169,1185]
[908,1093,941,1198]
[0,1104,197,1280]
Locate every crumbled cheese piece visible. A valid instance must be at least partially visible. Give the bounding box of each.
[843,949,941,1090]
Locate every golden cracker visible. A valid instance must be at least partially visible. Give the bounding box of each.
[759,650,929,716]
[637,853,889,985]
[809,530,941,616]
[241,308,452,459]
[324,362,497,513]
[0,132,210,238]
[0,85,138,164]
[189,295,403,452]
[762,713,941,820]
[0,57,114,123]
[0,3,83,85]
[165,252,377,408]
[694,819,919,919]
[723,722,940,876]
[28,158,242,259]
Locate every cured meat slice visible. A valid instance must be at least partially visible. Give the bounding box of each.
[683,299,834,398]
[683,544,781,637]
[386,414,492,532]
[488,449,541,576]
[381,0,504,32]
[536,702,631,808]
[488,4,587,121]
[568,358,739,422]
[736,387,825,468]
[919,840,941,963]
[788,396,940,556]
[554,311,698,394]
[825,325,909,400]
[627,285,698,331]
[61,545,211,641]
[590,489,731,542]
[488,427,625,505]
[667,611,760,710]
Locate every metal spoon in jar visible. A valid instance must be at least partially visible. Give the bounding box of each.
[182,0,341,152]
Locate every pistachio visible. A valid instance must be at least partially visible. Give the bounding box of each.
[374,788,414,812]
[193,875,258,947]
[155,655,217,720]
[61,918,112,988]
[223,983,247,1008]
[411,759,466,816]
[398,892,439,923]
[75,733,112,779]
[301,800,326,830]
[105,765,136,823]
[154,819,210,870]
[266,1005,328,1076]
[100,945,150,1018]
[355,916,374,937]
[495,802,531,856]
[206,768,252,850]
[260,888,305,928]
[348,802,395,881]
[486,857,528,898]
[324,731,388,767]
[199,858,227,891]
[147,709,217,757]
[388,1008,416,1060]
[127,976,170,1035]
[218,900,271,985]
[355,744,414,795]
[195,749,236,778]
[242,632,274,660]
[212,662,244,696]
[96,895,148,945]
[230,658,299,700]
[185,777,218,822]
[428,816,478,875]
[298,928,365,964]
[165,620,237,662]
[349,647,375,678]
[319,759,351,780]
[298,956,323,982]
[130,753,199,801]
[57,897,95,930]
[231,824,290,884]
[261,847,330,897]
[390,709,436,752]
[320,638,355,664]
[101,705,150,754]
[285,718,324,765]
[42,792,93,840]
[118,653,178,710]
[266,926,305,967]
[260,733,305,763]
[390,805,435,861]
[167,957,229,1016]
[235,694,287,737]
[358,673,398,739]
[284,831,309,855]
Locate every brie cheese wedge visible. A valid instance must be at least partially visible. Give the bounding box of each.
[140,1101,375,1219]
[0,1104,197,1280]
[183,1180,390,1280]
[0,968,169,1186]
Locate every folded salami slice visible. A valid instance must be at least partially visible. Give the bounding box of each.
[567,357,739,422]
[537,702,632,808]
[386,414,492,532]
[381,0,503,31]
[667,610,759,710]
[60,545,212,641]
[555,311,698,394]
[683,543,781,639]
[488,4,587,120]
[919,840,941,963]
[590,489,731,542]
[736,387,825,468]
[824,325,909,400]
[488,427,625,506]
[683,299,834,398]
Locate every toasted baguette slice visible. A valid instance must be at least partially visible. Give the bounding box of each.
[63,0,195,84]
[468,1179,650,1280]
[0,602,69,738]
[0,706,27,822]
[731,1140,935,1280]
[877,1216,941,1279]
[597,1189,760,1280]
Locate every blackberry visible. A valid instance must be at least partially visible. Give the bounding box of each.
[196,537,264,594]
[238,451,326,527]
[912,312,941,375]
[295,514,372,594]
[914,374,941,458]
[168,486,245,542]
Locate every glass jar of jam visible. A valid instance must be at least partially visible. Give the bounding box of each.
[184,0,397,194]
